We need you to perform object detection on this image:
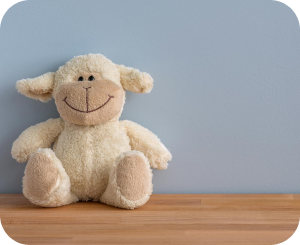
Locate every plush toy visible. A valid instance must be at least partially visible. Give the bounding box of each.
[11,54,171,209]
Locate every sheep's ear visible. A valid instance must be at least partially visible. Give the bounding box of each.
[117,65,153,93]
[16,72,55,102]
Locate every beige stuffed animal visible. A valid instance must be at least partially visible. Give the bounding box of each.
[11,54,171,209]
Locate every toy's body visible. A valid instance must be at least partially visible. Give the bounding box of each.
[54,120,131,200]
[12,54,171,209]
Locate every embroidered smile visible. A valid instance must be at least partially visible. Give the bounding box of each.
[63,93,114,113]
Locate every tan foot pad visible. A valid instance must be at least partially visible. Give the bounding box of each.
[24,151,59,199]
[117,154,151,201]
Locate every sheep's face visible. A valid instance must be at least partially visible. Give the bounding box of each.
[52,55,125,125]
[55,75,124,125]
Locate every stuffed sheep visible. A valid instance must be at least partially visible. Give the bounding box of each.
[11,54,172,209]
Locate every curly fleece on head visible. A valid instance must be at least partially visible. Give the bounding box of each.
[54,54,122,97]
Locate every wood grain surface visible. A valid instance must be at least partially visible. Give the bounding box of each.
[1,194,300,245]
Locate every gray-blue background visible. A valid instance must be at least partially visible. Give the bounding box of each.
[1,0,300,194]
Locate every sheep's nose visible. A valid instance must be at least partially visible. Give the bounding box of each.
[83,86,91,90]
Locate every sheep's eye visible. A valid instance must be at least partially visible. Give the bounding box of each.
[88,76,95,81]
[78,76,84,81]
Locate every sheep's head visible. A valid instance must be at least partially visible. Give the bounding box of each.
[16,54,153,125]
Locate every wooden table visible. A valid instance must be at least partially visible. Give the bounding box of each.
[1,194,300,244]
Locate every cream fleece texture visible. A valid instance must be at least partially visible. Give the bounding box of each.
[16,72,55,102]
[12,54,171,209]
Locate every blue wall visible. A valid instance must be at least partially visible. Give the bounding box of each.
[1,0,300,194]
